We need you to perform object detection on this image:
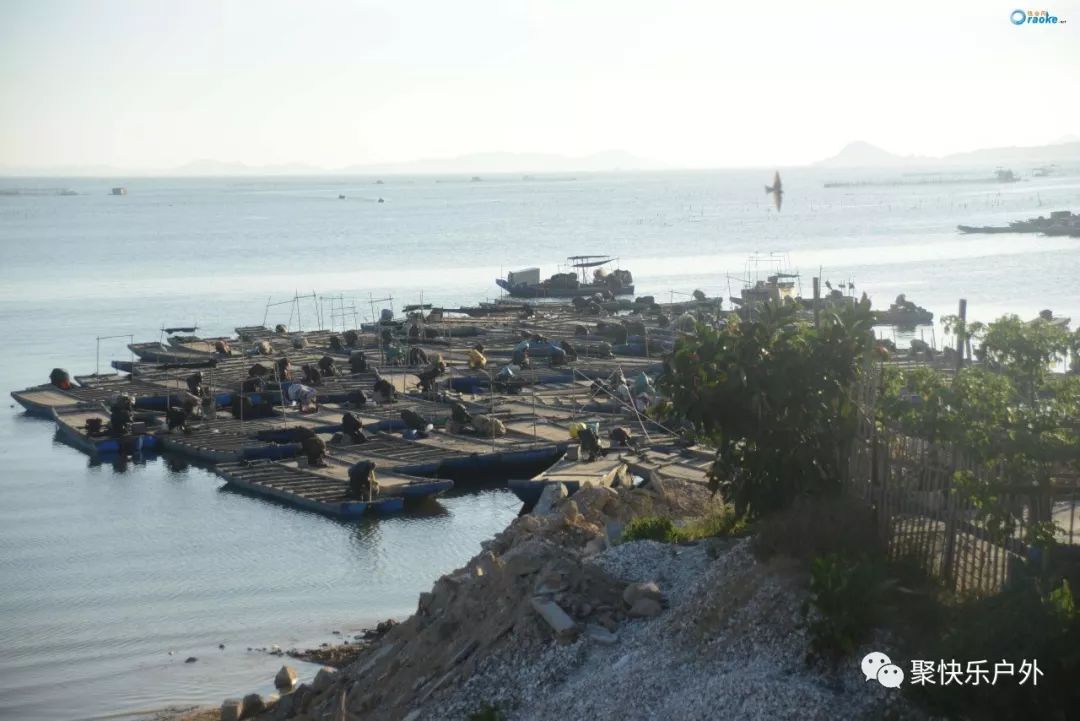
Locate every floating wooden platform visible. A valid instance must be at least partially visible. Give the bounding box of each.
[14,296,723,519]
[53,404,160,456]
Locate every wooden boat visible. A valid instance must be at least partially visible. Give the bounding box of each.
[958,210,1077,235]
[872,294,933,327]
[52,404,160,456]
[11,385,80,418]
[508,451,630,507]
[497,256,634,298]
[215,459,452,519]
[128,341,212,363]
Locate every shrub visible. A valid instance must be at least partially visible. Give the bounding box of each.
[803,553,893,661]
[911,574,1080,720]
[659,300,874,517]
[752,495,882,563]
[619,516,677,543]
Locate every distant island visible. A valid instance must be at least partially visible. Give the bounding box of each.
[814,139,1080,168]
[0,150,665,177]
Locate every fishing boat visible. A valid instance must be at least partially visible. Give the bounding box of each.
[728,253,800,315]
[958,210,1077,234]
[496,256,634,298]
[508,450,631,508]
[52,404,160,457]
[872,294,934,327]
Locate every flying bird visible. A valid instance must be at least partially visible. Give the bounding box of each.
[764,170,783,212]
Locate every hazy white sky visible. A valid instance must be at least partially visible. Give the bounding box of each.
[1,0,1077,170]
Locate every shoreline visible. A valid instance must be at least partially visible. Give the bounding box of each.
[154,478,928,721]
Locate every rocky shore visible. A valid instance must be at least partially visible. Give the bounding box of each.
[172,477,930,721]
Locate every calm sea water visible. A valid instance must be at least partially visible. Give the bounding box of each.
[1,169,1078,720]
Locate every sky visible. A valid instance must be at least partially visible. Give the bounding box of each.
[1,0,1078,171]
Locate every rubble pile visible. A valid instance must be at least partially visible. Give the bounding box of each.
[245,478,924,721]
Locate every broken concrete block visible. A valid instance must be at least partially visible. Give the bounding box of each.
[585,624,619,645]
[531,597,578,642]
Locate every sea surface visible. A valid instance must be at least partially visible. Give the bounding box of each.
[1,168,1078,720]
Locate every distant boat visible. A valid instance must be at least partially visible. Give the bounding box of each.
[111,187,127,196]
[764,171,783,211]
[378,197,385,204]
[873,294,934,327]
[958,210,1077,235]
[471,176,483,182]
[496,256,635,298]
[375,179,384,184]
[338,194,346,199]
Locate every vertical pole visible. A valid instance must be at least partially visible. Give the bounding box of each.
[812,277,821,329]
[295,291,302,333]
[956,299,967,373]
[96,337,101,376]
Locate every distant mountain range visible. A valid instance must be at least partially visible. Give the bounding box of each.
[5,141,1078,176]
[814,140,1080,168]
[0,150,665,177]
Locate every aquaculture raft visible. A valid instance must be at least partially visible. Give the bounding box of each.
[216,460,452,519]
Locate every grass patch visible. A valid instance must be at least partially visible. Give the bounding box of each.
[619,516,678,543]
[619,507,748,544]
[678,508,749,541]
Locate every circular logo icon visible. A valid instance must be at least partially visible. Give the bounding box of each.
[1010,9,1027,24]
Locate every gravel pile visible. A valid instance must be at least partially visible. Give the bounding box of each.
[427,539,927,721]
[247,479,928,721]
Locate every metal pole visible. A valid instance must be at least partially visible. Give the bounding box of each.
[956,298,967,373]
[813,277,821,329]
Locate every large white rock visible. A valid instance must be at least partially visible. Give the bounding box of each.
[533,482,567,516]
[274,665,298,689]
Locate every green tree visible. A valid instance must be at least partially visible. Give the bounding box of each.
[883,314,1080,540]
[659,300,874,517]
